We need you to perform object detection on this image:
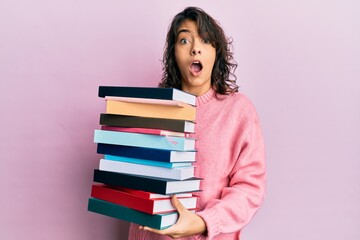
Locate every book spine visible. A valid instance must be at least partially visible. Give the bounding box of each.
[93,169,169,194]
[105,100,196,121]
[104,155,192,168]
[98,86,195,105]
[99,86,174,100]
[88,198,176,229]
[113,186,193,199]
[99,159,195,180]
[91,185,196,214]
[94,129,195,151]
[97,144,172,162]
[100,125,189,137]
[99,114,195,133]
[91,185,155,214]
[97,144,196,163]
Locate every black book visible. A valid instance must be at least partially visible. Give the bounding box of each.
[98,86,196,106]
[99,114,195,133]
[97,143,196,163]
[93,169,201,195]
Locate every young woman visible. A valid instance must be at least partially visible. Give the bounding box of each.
[129,7,266,240]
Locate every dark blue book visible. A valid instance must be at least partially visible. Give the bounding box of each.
[93,169,201,195]
[97,143,196,163]
[98,86,196,106]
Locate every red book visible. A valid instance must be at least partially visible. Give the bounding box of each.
[112,186,193,199]
[91,184,197,214]
[101,125,191,137]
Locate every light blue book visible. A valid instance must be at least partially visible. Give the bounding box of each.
[94,129,196,151]
[104,155,193,168]
[99,159,195,180]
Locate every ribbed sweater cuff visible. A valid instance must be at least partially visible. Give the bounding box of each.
[193,234,207,240]
[196,208,222,239]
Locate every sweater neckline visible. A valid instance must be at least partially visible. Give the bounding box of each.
[196,88,216,107]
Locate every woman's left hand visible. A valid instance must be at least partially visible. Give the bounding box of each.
[139,195,207,238]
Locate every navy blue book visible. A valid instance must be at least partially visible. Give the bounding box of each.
[98,86,196,106]
[93,169,201,195]
[97,143,196,163]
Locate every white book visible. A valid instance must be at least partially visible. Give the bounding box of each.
[99,159,195,180]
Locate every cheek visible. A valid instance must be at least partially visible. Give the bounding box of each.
[206,57,216,72]
[206,49,216,69]
[175,52,187,69]
[174,48,182,63]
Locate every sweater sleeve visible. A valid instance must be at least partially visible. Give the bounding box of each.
[195,115,266,239]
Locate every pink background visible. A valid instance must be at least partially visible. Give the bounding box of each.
[1,1,359,239]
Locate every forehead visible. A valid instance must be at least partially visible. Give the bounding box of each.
[177,19,199,35]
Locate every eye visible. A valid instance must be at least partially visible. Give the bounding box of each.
[203,38,211,44]
[180,38,190,44]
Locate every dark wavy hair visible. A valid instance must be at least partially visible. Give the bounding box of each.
[159,6,238,95]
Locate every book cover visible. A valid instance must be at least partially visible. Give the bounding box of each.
[106,100,196,122]
[93,169,201,195]
[94,129,196,151]
[101,125,190,138]
[111,186,193,199]
[91,185,197,214]
[99,159,195,180]
[88,198,179,229]
[98,86,196,106]
[97,144,196,163]
[104,155,193,168]
[105,96,188,107]
[99,114,195,133]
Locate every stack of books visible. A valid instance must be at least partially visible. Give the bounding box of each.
[87,86,201,230]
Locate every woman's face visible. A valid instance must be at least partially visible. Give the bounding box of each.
[174,19,216,96]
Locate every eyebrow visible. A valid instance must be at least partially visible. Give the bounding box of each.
[177,29,192,37]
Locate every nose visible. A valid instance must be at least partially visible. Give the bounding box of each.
[191,40,201,55]
[191,49,201,55]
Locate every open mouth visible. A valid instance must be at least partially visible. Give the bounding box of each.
[190,61,203,75]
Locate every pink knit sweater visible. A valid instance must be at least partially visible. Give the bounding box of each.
[128,88,266,240]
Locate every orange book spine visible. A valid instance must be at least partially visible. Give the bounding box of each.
[105,100,196,121]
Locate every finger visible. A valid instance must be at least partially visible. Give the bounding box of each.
[142,226,171,235]
[171,195,186,213]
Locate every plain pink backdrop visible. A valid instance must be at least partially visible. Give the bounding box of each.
[1,1,359,239]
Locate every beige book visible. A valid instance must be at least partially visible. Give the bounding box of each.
[106,100,196,121]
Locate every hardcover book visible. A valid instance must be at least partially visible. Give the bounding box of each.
[99,159,195,180]
[112,186,193,199]
[105,96,189,107]
[94,129,196,151]
[90,184,197,214]
[98,86,196,106]
[93,169,201,195]
[105,100,196,121]
[88,198,180,229]
[97,144,196,163]
[104,155,193,168]
[101,125,190,138]
[99,114,195,133]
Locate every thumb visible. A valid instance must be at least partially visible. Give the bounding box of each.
[171,195,186,213]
